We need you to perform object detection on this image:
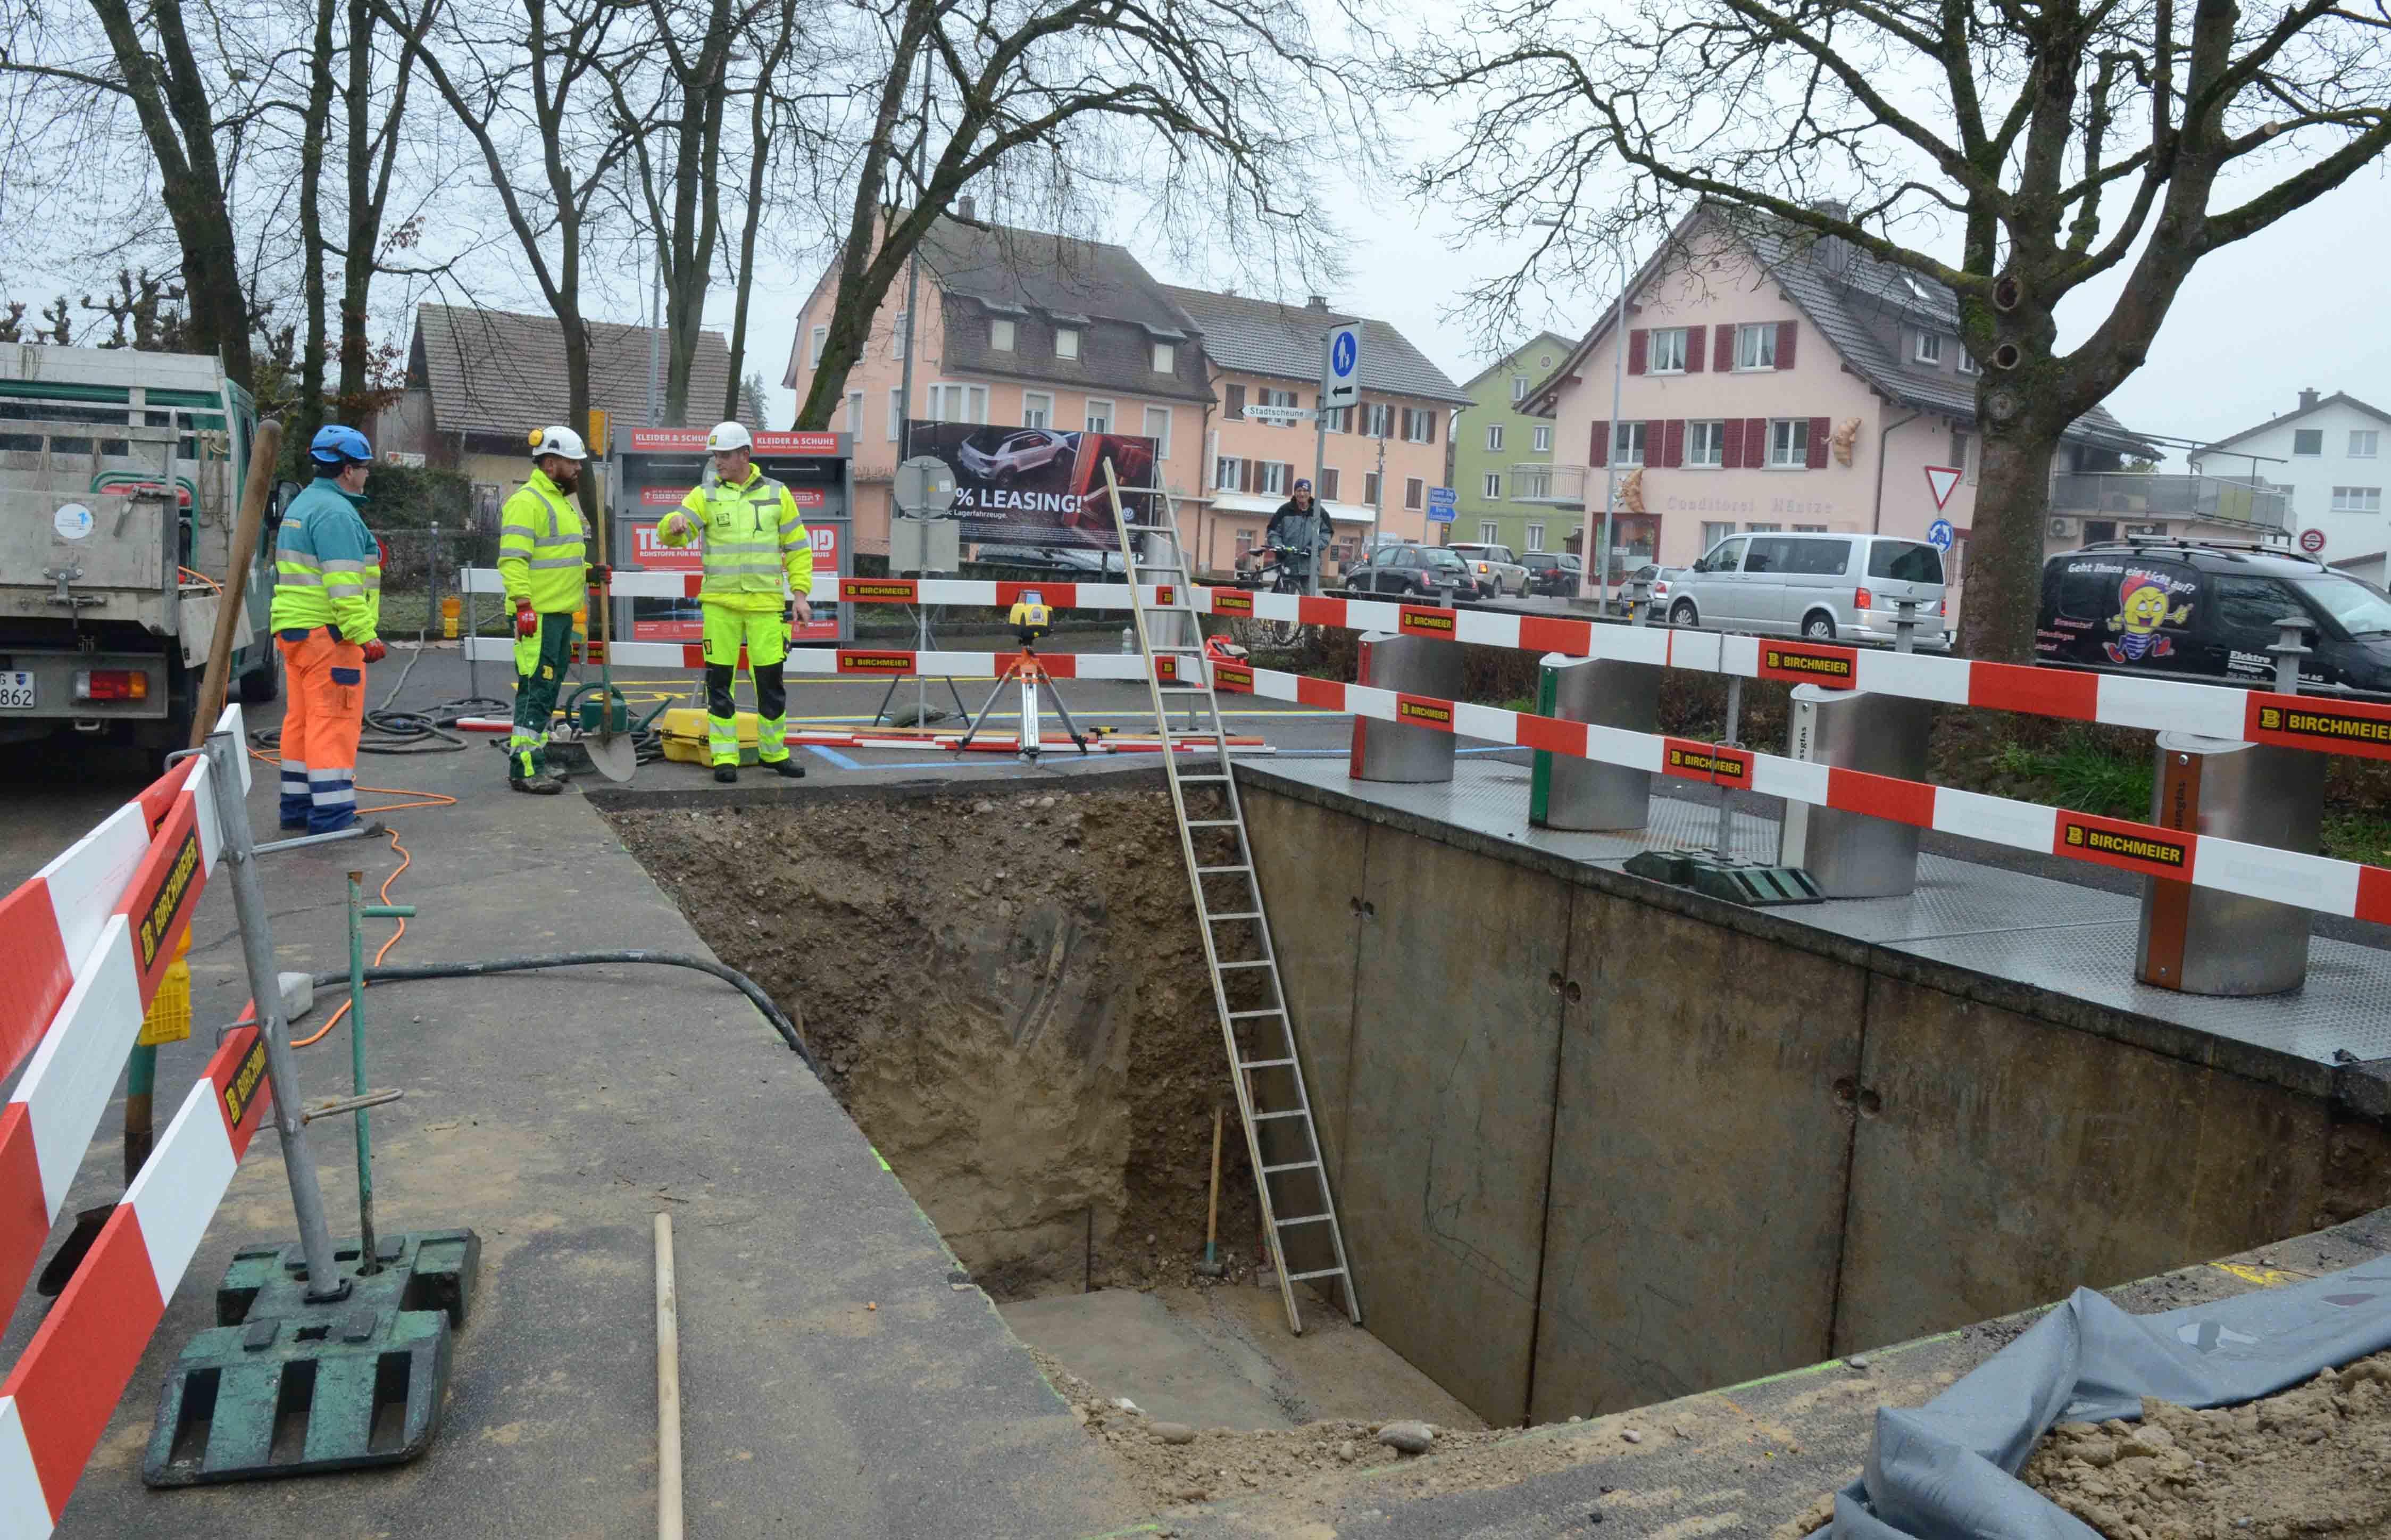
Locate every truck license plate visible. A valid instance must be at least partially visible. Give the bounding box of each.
[0,673,32,710]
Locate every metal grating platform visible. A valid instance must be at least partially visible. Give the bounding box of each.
[1254,757,2391,1068]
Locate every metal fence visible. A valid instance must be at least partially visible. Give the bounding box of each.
[377,525,510,640]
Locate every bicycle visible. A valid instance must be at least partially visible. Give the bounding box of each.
[1235,544,1313,650]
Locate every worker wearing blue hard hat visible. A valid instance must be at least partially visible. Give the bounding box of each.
[268,424,386,833]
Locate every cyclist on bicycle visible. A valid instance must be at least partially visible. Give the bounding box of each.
[1264,479,1329,594]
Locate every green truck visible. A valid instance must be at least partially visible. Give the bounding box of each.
[0,343,277,765]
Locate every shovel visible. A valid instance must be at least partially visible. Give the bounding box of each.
[585,502,637,783]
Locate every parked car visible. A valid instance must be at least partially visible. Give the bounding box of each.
[1521,552,1582,596]
[1620,563,1682,614]
[1667,532,1950,648]
[1446,542,1530,597]
[957,428,1074,482]
[2036,539,2391,692]
[1347,543,1478,601]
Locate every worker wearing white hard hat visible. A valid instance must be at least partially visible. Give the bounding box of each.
[496,423,595,793]
[655,420,813,781]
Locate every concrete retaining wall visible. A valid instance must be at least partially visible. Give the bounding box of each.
[1240,771,2391,1427]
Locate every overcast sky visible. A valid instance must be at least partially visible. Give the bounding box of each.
[734,152,2391,468]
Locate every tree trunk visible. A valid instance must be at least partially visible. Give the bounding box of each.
[1959,413,2062,665]
[337,0,374,414]
[296,0,336,451]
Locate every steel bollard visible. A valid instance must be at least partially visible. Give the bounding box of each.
[1348,630,1462,783]
[1778,684,1931,896]
[1531,652,1659,830]
[2136,734,2323,996]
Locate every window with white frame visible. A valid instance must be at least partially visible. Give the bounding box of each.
[1534,424,1552,452]
[928,383,987,423]
[2295,429,2325,455]
[2332,486,2384,513]
[1525,523,1545,552]
[990,318,1016,352]
[1235,529,1254,560]
[1914,331,1943,365]
[1364,403,1393,438]
[1701,520,1735,550]
[810,325,827,365]
[1767,418,1810,467]
[1687,420,1726,467]
[1022,392,1053,429]
[1055,327,1081,360]
[1484,472,1502,499]
[1152,342,1175,373]
[1084,398,1113,432]
[1735,322,1778,370]
[887,388,903,442]
[1258,387,1297,426]
[892,313,907,359]
[1480,520,1499,543]
[1215,455,1243,492]
[1143,405,1172,458]
[1648,327,1688,373]
[1613,420,1648,466]
[1363,471,1382,505]
[846,390,863,434]
[1404,477,1424,510]
[1323,405,1352,434]
[1957,349,1980,376]
[1486,424,1504,451]
[1259,461,1290,495]
[2354,431,2381,459]
[1512,377,1529,402]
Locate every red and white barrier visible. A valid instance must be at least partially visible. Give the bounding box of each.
[1209,661,2391,928]
[461,637,1159,679]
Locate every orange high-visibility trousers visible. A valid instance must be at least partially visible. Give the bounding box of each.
[275,627,365,833]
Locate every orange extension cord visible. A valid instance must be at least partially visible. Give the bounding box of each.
[247,746,454,1048]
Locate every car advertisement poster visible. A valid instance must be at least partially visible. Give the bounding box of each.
[624,485,839,642]
[902,421,1157,548]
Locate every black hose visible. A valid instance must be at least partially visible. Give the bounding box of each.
[309,951,817,1074]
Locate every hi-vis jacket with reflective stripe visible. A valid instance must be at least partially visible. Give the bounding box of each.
[268,477,381,642]
[497,468,589,613]
[659,468,812,612]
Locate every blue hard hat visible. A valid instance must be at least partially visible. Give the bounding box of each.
[1294,479,1313,492]
[310,423,373,467]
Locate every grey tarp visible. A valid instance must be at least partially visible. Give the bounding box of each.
[1815,1259,2391,1537]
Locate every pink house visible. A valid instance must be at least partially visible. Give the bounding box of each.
[1524,203,2156,606]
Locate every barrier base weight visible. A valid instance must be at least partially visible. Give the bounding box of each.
[142,1228,479,1487]
[1622,850,1825,907]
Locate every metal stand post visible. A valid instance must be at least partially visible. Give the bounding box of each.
[202,730,348,1302]
[1712,676,1743,860]
[1895,597,1919,653]
[871,604,968,726]
[347,873,416,1276]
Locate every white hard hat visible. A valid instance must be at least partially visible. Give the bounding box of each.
[705,421,752,453]
[529,424,588,461]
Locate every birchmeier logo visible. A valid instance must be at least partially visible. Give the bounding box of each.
[1154,586,1175,606]
[2062,818,2188,869]
[1396,697,1453,728]
[1668,744,1750,781]
[1761,645,1856,684]
[220,1035,269,1128]
[136,829,203,971]
[843,579,917,601]
[1398,608,1457,638]
[1212,590,1253,615]
[2254,701,2391,747]
[836,651,914,673]
[1214,663,1254,692]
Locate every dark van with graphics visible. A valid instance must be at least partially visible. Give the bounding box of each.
[2036,540,2391,692]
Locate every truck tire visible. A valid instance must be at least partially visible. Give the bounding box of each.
[238,648,280,705]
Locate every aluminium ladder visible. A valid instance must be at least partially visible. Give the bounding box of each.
[1100,460,1359,1335]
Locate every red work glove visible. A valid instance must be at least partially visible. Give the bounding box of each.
[361,639,387,664]
[585,563,612,589]
[515,600,537,638]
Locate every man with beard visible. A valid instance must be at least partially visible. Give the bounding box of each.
[498,424,597,793]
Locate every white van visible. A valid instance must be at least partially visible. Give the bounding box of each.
[1666,532,1950,648]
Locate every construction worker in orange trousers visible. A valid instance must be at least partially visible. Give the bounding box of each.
[268,424,385,833]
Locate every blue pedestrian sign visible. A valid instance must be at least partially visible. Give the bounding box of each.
[1321,322,1362,411]
[1927,518,1955,551]
[1426,486,1457,524]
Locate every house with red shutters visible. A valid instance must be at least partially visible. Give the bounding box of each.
[1520,202,2163,605]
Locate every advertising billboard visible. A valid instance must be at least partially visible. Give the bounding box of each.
[902,421,1157,548]
[625,484,839,642]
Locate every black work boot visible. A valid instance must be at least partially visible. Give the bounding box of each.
[510,775,564,796]
[766,757,805,779]
[713,765,738,784]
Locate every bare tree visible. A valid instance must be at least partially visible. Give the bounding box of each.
[721,0,805,424]
[1375,0,2391,661]
[792,0,1348,431]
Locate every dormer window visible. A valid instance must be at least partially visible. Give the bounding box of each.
[1914,331,1943,365]
[1055,327,1080,360]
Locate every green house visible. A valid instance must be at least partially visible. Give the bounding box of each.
[1447,331,1579,555]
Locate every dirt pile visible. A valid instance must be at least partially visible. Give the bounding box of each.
[606,779,1268,1298]
[2021,1352,2391,1538]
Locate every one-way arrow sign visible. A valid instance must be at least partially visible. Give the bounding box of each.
[1925,464,1962,510]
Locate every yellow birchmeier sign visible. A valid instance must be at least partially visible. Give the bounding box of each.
[1211,589,1253,617]
[1394,694,1454,729]
[1759,643,1857,687]
[220,1034,269,1129]
[835,651,915,674]
[1214,662,1254,693]
[2246,694,2391,761]
[1397,606,1457,640]
[1662,738,1753,788]
[842,578,918,602]
[2056,812,2192,876]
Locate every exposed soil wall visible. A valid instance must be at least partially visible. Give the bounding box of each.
[605,778,1266,1299]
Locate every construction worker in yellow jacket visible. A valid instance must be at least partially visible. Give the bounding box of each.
[497,424,594,794]
[655,421,812,783]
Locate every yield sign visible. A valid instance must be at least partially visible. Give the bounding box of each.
[1925,465,1962,510]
